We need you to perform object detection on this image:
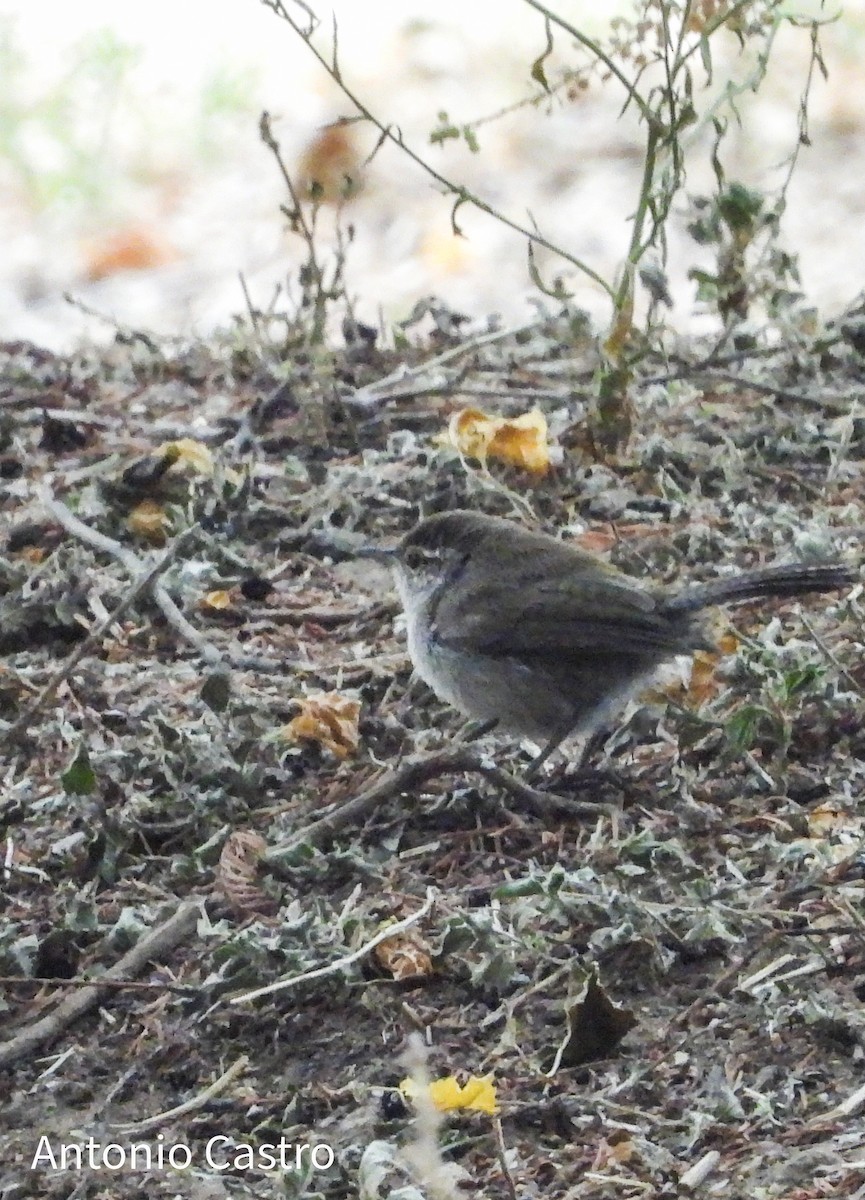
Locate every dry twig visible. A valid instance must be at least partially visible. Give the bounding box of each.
[0,900,201,1071]
[229,887,437,1004]
[40,488,222,666]
[265,744,609,859]
[116,1055,249,1136]
[0,518,202,751]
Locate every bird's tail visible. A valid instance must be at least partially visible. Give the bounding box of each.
[662,562,855,616]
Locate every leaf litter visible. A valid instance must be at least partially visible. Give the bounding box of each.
[0,304,864,1198]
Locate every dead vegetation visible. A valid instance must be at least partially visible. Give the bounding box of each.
[1,305,864,1198]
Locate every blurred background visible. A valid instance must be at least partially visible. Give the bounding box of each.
[1,0,863,350]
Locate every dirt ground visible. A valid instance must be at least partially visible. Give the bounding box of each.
[1,304,864,1199]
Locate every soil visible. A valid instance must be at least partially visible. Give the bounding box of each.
[1,305,864,1199]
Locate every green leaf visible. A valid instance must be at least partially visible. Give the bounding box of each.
[724,703,784,754]
[450,191,468,238]
[430,111,460,146]
[61,744,97,796]
[527,242,572,300]
[530,16,554,92]
[493,877,545,900]
[780,664,822,701]
[462,125,479,154]
[718,182,763,236]
[201,670,232,713]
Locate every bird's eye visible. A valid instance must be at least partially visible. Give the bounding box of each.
[403,545,436,571]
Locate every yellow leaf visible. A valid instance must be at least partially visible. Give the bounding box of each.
[686,650,722,707]
[202,589,234,611]
[127,499,169,544]
[155,438,215,477]
[717,631,740,656]
[400,1074,497,1115]
[279,693,361,759]
[807,803,863,839]
[447,407,550,475]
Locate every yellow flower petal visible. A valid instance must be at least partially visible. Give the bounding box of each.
[399,1074,497,1115]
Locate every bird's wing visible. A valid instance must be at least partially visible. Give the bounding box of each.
[435,566,702,659]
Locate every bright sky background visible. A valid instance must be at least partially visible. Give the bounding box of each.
[2,0,863,348]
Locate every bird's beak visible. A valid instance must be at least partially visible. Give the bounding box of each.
[354,544,398,563]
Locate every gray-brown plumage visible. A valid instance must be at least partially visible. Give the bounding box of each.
[387,510,853,761]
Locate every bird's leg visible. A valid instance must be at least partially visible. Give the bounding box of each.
[524,722,575,782]
[454,717,499,744]
[391,673,427,722]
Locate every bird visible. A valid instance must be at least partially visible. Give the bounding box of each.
[372,509,854,774]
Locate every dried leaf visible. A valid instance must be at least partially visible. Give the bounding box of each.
[374,929,434,981]
[217,831,275,917]
[120,452,175,492]
[685,649,723,707]
[127,499,169,544]
[609,1137,635,1164]
[575,529,618,554]
[280,693,361,759]
[656,633,739,708]
[591,1134,636,1170]
[84,224,176,281]
[574,523,678,554]
[297,123,363,203]
[201,589,235,611]
[200,671,232,714]
[155,438,215,477]
[447,406,550,475]
[555,971,636,1068]
[807,803,863,840]
[716,631,740,656]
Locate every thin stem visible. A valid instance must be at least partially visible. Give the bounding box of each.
[618,120,661,313]
[521,0,652,123]
[259,109,336,343]
[262,0,615,300]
